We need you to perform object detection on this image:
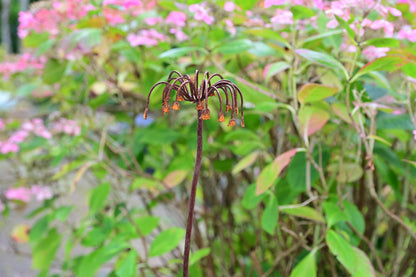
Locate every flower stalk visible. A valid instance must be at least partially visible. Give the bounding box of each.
[143,70,244,277]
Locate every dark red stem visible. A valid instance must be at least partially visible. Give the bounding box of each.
[183,111,203,277]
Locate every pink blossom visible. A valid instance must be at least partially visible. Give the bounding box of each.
[169,28,188,41]
[53,118,81,136]
[0,119,5,130]
[166,11,187,27]
[224,1,236,12]
[370,20,394,37]
[189,4,214,25]
[413,130,416,140]
[128,33,158,46]
[313,0,324,10]
[127,29,167,47]
[225,19,236,36]
[1,142,19,154]
[362,46,389,61]
[104,8,125,25]
[5,187,32,202]
[145,17,161,25]
[326,19,338,29]
[9,130,29,143]
[388,7,402,17]
[271,10,293,25]
[31,186,53,201]
[398,26,416,43]
[265,0,286,8]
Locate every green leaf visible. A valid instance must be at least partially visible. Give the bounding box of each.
[42,59,67,84]
[232,151,259,175]
[365,38,400,48]
[32,228,62,271]
[248,42,278,57]
[265,61,291,80]
[69,28,103,49]
[282,206,325,223]
[135,216,159,236]
[189,248,211,265]
[353,55,407,81]
[36,39,56,55]
[326,231,376,277]
[16,83,38,97]
[149,227,185,257]
[131,177,161,190]
[77,238,129,277]
[163,170,188,188]
[256,149,298,195]
[245,28,290,47]
[215,39,253,54]
[351,247,376,277]
[376,113,415,131]
[290,249,318,277]
[401,62,416,78]
[335,15,356,41]
[235,0,257,10]
[298,104,330,136]
[297,83,338,104]
[343,200,365,235]
[326,230,357,274]
[261,195,279,235]
[291,5,315,20]
[23,32,49,47]
[29,215,50,243]
[296,49,349,79]
[255,102,280,113]
[242,184,265,209]
[323,202,348,228]
[116,250,138,277]
[52,206,73,221]
[159,47,207,58]
[82,227,109,247]
[89,182,111,214]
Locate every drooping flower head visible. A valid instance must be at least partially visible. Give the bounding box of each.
[143,70,244,127]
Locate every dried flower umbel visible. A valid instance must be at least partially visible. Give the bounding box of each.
[143,70,244,277]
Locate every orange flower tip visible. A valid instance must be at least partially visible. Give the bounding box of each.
[208,91,215,97]
[200,109,210,120]
[163,106,170,113]
[241,120,245,127]
[234,107,239,115]
[228,119,236,127]
[218,114,225,122]
[196,103,204,110]
[143,110,148,119]
[177,95,184,101]
[172,102,180,110]
[226,105,232,112]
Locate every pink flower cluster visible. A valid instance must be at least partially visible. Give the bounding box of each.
[4,185,53,203]
[398,26,416,43]
[265,0,323,9]
[413,130,416,141]
[0,118,51,154]
[18,9,60,38]
[0,53,45,79]
[166,11,187,27]
[189,3,214,25]
[53,118,81,136]
[0,117,81,154]
[362,46,390,61]
[127,29,167,46]
[271,10,294,25]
